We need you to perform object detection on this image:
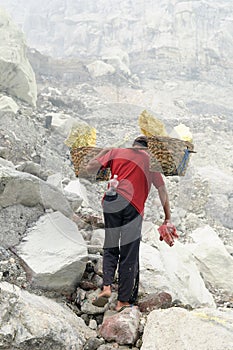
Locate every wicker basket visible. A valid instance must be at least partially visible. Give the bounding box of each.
[147,135,195,176]
[70,137,195,181]
[70,146,110,181]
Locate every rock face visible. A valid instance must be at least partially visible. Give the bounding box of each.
[0,281,95,350]
[16,212,88,292]
[141,307,233,350]
[0,7,37,106]
[1,0,233,82]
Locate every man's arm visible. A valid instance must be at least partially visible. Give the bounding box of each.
[157,184,171,224]
[86,148,112,174]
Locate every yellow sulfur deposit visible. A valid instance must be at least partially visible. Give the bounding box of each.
[139,110,168,137]
[172,123,193,143]
[64,123,96,148]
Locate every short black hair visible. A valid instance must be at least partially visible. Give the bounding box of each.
[133,135,148,148]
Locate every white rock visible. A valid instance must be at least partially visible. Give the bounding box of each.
[0,95,19,113]
[188,225,233,293]
[0,165,72,219]
[50,112,78,137]
[140,222,215,308]
[16,211,88,292]
[89,319,98,330]
[64,179,89,205]
[141,307,233,350]
[64,191,83,211]
[47,173,63,188]
[87,60,115,77]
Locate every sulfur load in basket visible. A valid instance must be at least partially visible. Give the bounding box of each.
[70,146,110,181]
[147,135,195,176]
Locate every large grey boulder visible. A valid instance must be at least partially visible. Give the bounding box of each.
[0,7,37,106]
[0,165,77,248]
[0,282,95,350]
[140,222,215,308]
[0,165,72,217]
[141,307,233,350]
[188,225,233,294]
[16,211,88,292]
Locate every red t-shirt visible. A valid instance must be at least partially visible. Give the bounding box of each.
[97,148,164,215]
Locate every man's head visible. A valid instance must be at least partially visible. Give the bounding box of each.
[133,135,148,148]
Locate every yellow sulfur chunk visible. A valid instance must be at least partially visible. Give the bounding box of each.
[172,123,193,143]
[64,123,96,148]
[138,110,168,137]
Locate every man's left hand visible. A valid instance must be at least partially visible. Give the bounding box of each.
[158,223,178,247]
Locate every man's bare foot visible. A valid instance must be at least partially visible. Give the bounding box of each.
[98,285,111,298]
[92,285,112,307]
[115,301,131,312]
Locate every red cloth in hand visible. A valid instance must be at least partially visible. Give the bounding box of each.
[158,223,178,247]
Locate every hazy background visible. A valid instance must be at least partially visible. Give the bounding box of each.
[1,0,233,119]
